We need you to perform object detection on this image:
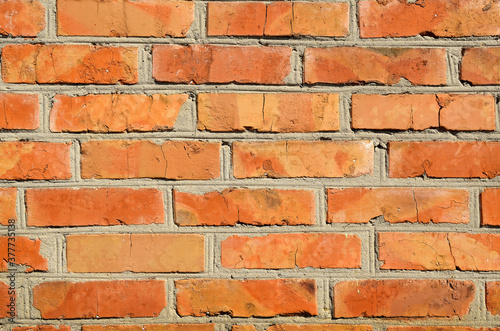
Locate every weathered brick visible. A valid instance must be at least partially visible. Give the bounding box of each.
[14,326,71,331]
[174,189,315,226]
[267,326,372,331]
[461,48,500,85]
[198,93,339,132]
[327,188,469,224]
[57,0,194,37]
[359,0,500,38]
[0,281,14,318]
[351,94,496,131]
[304,48,447,85]
[81,140,220,180]
[233,140,373,178]
[26,188,164,227]
[153,45,291,84]
[0,188,16,225]
[0,141,71,180]
[83,325,214,331]
[207,2,349,37]
[51,94,188,133]
[0,236,48,272]
[334,279,475,317]
[0,0,45,37]
[389,141,500,178]
[33,280,166,319]
[232,327,257,331]
[67,234,204,272]
[487,282,500,315]
[221,233,361,269]
[379,233,500,271]
[0,94,39,130]
[482,188,500,226]
[2,44,138,84]
[176,279,317,317]
[389,327,500,331]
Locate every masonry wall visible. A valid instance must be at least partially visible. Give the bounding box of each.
[0,0,500,330]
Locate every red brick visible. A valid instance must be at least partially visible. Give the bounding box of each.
[26,188,164,227]
[379,233,500,271]
[221,233,361,269]
[487,282,500,315]
[174,189,315,226]
[81,140,220,180]
[0,281,14,318]
[232,327,256,331]
[0,94,39,130]
[51,94,188,133]
[233,140,373,178]
[198,93,339,132]
[57,0,194,37]
[207,2,349,37]
[351,94,495,131]
[2,44,138,84]
[153,45,291,84]
[0,188,16,225]
[334,279,475,317]
[0,236,48,272]
[389,141,500,178]
[0,141,71,180]
[482,188,500,226]
[359,0,500,38]
[267,326,372,331]
[14,327,71,331]
[33,280,166,319]
[0,0,45,37]
[327,188,469,224]
[389,327,500,331]
[67,234,204,272]
[304,47,447,85]
[461,48,500,85]
[176,279,317,317]
[83,325,214,331]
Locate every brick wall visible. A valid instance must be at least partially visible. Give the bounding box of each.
[0,0,500,330]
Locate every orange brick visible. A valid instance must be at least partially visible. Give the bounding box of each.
[327,188,469,224]
[221,233,361,269]
[0,236,48,272]
[207,2,349,37]
[359,0,500,38]
[0,0,45,37]
[0,141,71,180]
[174,189,315,226]
[81,140,220,180]
[153,45,291,84]
[14,326,71,331]
[0,281,14,318]
[67,234,204,272]
[267,326,372,331]
[389,141,500,178]
[461,48,500,85]
[389,327,500,331]
[51,94,188,133]
[83,325,214,331]
[334,279,475,317]
[0,188,16,225]
[2,44,138,84]
[482,188,500,226]
[352,94,495,131]
[304,47,447,85]
[0,94,39,130]
[57,0,194,37]
[233,140,373,178]
[198,93,339,132]
[176,279,317,317]
[232,327,257,331]
[487,282,500,315]
[33,280,166,319]
[26,188,164,227]
[379,233,500,271]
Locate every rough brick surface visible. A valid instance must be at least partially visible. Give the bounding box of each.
[0,236,48,272]
[33,280,166,319]
[26,188,164,227]
[51,94,188,132]
[14,327,71,331]
[267,326,372,331]
[57,0,194,37]
[482,188,500,226]
[67,234,204,272]
[176,279,317,317]
[0,0,45,37]
[487,282,500,315]
[174,189,315,226]
[461,48,500,85]
[0,188,16,225]
[334,279,475,317]
[83,325,214,331]
[0,94,39,130]
[198,93,340,132]
[0,281,14,318]
[221,233,361,269]
[233,140,373,178]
